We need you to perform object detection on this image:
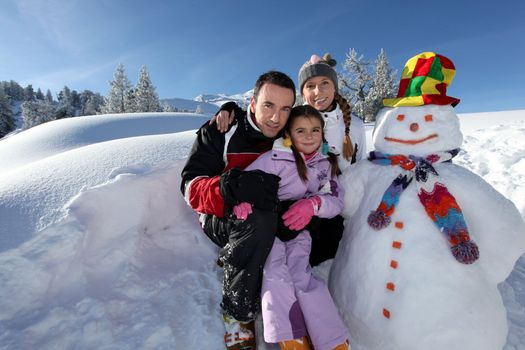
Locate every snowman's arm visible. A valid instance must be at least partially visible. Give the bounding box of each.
[339,163,366,219]
[442,165,525,282]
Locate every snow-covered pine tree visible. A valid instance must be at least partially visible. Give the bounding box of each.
[161,102,178,112]
[79,90,104,116]
[21,100,56,129]
[45,89,54,103]
[55,86,75,119]
[0,88,15,138]
[23,84,35,102]
[35,88,45,101]
[103,63,132,114]
[195,105,203,114]
[135,65,160,112]
[364,49,398,122]
[338,48,372,121]
[124,88,138,113]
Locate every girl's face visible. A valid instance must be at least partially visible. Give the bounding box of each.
[287,116,323,155]
[302,76,336,112]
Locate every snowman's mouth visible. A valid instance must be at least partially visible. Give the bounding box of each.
[384,134,438,145]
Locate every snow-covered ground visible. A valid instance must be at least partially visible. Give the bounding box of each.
[0,110,524,349]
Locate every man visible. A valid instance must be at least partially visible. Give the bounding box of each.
[180,71,296,350]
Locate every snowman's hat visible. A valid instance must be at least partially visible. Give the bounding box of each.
[384,52,460,107]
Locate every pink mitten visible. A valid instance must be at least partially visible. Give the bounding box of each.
[233,202,253,220]
[282,196,320,231]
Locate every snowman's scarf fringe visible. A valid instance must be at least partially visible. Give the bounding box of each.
[367,149,479,264]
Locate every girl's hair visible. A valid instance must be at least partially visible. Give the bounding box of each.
[285,105,340,182]
[334,93,354,161]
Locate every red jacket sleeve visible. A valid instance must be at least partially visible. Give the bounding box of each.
[181,122,228,217]
[185,176,225,218]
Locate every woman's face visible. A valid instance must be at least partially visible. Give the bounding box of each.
[287,116,323,155]
[302,76,336,112]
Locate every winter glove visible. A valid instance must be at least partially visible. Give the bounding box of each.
[233,202,253,220]
[282,196,320,231]
[276,200,320,241]
[219,168,280,211]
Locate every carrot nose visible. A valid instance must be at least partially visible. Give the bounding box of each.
[410,123,419,132]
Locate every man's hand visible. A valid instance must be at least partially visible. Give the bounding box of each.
[219,168,280,211]
[209,101,240,133]
[210,109,235,133]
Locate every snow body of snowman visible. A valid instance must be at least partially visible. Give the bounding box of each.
[329,52,525,350]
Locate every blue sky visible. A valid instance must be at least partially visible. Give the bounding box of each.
[1,0,524,113]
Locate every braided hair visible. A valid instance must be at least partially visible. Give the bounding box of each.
[334,92,354,161]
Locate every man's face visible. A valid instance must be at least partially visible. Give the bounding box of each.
[250,83,295,138]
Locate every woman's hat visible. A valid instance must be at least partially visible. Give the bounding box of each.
[384,52,460,107]
[298,53,338,93]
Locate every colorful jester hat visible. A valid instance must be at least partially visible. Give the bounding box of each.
[384,52,460,107]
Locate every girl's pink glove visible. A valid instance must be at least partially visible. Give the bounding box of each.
[282,196,320,231]
[233,202,253,220]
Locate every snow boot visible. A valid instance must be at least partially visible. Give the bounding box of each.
[223,313,256,350]
[278,336,312,350]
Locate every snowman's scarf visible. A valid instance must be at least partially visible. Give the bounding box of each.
[367,149,479,264]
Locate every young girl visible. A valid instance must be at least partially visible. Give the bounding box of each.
[232,105,350,350]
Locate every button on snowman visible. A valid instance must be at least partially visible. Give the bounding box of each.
[329,52,525,350]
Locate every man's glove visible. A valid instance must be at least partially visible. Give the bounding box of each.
[219,168,280,211]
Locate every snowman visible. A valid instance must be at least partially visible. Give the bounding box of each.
[329,52,525,350]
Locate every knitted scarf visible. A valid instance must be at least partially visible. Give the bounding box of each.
[367,149,479,264]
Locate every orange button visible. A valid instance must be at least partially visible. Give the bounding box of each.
[395,221,404,229]
[386,282,395,291]
[390,260,398,269]
[383,308,391,319]
[392,241,402,249]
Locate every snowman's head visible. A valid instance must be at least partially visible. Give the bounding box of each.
[373,104,463,156]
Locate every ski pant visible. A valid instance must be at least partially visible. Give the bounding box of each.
[261,232,349,350]
[202,208,277,322]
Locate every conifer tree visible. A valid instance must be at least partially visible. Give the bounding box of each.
[24,84,35,101]
[135,65,160,112]
[35,88,45,100]
[364,49,398,122]
[124,88,138,113]
[103,63,132,114]
[21,100,56,129]
[46,89,54,103]
[339,48,372,120]
[0,88,15,137]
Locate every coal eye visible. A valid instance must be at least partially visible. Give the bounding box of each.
[396,114,405,121]
[425,114,433,122]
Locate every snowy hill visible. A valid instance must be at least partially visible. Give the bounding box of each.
[0,110,524,349]
[0,112,208,251]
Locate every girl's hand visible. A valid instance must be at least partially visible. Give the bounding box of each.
[209,109,235,133]
[233,202,253,220]
[282,196,320,231]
